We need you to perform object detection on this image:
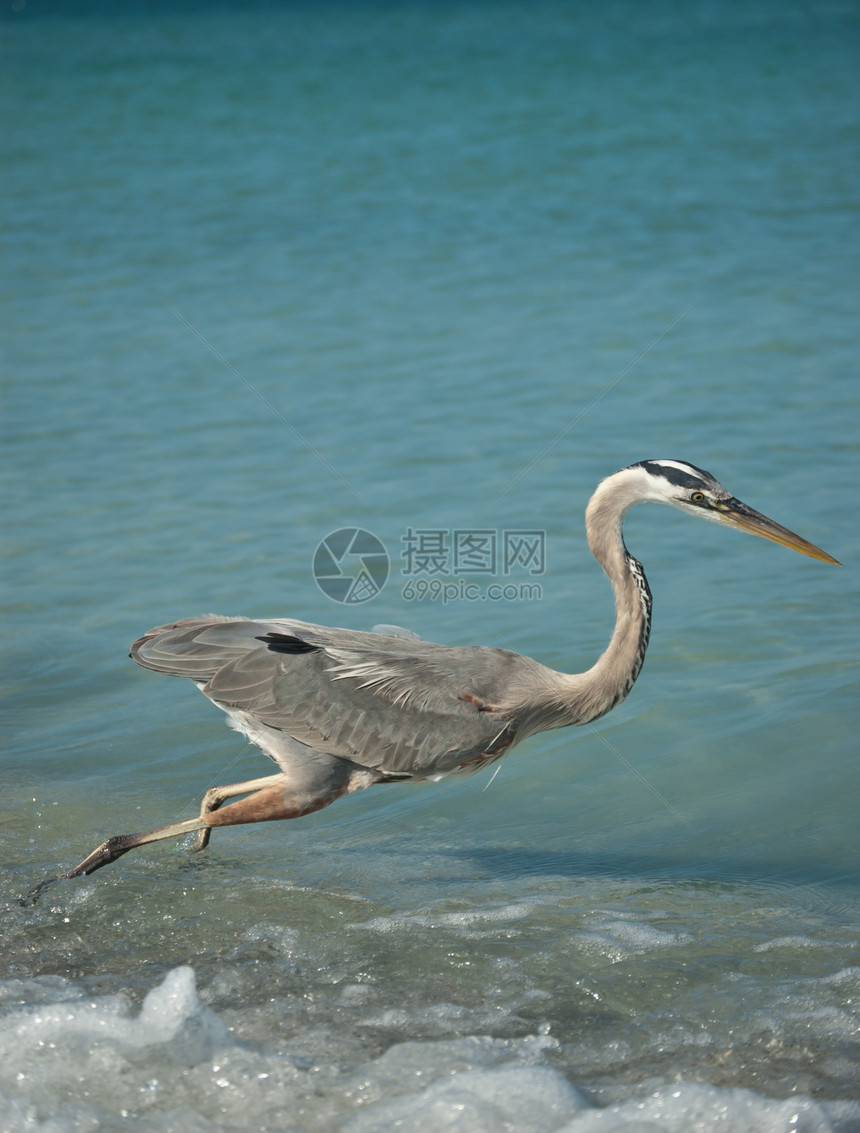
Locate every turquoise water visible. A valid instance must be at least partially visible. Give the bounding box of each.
[3,3,859,1129]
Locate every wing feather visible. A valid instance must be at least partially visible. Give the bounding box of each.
[131,616,527,777]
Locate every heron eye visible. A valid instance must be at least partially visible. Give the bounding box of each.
[690,491,705,503]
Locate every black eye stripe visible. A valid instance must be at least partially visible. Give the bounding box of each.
[633,460,716,492]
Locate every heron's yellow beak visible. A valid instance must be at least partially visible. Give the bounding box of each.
[718,499,841,565]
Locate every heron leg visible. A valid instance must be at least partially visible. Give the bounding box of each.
[192,773,289,851]
[19,815,207,905]
[22,763,359,905]
[20,778,287,905]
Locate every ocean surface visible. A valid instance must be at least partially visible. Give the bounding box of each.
[2,2,859,1130]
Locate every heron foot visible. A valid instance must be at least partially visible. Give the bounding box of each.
[19,875,61,906]
[18,815,210,906]
[19,834,141,906]
[191,783,227,852]
[63,834,140,878]
[192,828,212,852]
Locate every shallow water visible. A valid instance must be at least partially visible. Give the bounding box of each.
[2,2,859,1129]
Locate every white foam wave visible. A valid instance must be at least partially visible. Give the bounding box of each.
[576,914,693,960]
[352,900,537,937]
[1,966,857,1133]
[555,1082,850,1132]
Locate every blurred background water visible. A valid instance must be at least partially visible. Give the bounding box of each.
[2,2,859,1130]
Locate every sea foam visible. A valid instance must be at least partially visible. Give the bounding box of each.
[1,966,857,1132]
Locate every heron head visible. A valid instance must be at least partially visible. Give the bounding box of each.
[627,459,841,565]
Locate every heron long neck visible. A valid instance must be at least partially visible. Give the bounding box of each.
[563,483,653,724]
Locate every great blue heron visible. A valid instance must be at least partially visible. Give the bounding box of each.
[25,460,839,900]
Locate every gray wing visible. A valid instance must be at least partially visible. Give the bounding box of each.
[130,616,533,778]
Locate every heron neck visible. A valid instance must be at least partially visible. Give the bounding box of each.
[563,484,653,724]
